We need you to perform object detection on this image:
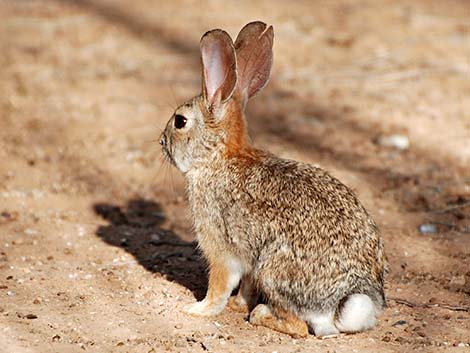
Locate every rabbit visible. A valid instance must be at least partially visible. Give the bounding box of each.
[159,21,386,338]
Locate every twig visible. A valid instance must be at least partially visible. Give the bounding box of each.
[423,220,470,234]
[389,297,470,312]
[428,201,470,214]
[281,67,470,84]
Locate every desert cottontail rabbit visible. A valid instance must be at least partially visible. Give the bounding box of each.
[159,21,386,338]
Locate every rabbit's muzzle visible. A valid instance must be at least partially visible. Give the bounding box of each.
[159,132,176,166]
[159,134,166,147]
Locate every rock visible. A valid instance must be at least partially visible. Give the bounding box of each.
[24,228,38,235]
[0,211,19,224]
[449,275,466,287]
[377,134,410,150]
[418,224,438,234]
[392,320,407,327]
[150,233,161,243]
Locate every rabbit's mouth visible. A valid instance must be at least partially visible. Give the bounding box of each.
[162,146,176,167]
[163,150,176,167]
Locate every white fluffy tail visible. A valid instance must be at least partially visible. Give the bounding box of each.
[335,294,378,333]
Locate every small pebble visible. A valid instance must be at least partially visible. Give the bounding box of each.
[0,211,11,218]
[151,234,161,242]
[24,229,38,235]
[418,224,438,234]
[25,314,37,319]
[377,134,410,150]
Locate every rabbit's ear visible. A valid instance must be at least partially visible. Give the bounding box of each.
[200,29,237,110]
[234,21,273,102]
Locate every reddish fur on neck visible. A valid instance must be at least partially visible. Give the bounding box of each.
[222,97,262,163]
[199,95,262,164]
[199,92,263,165]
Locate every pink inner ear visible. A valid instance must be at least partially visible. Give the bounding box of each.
[200,29,237,107]
[204,41,226,102]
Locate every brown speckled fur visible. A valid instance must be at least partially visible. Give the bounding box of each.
[160,22,386,336]
[186,137,386,311]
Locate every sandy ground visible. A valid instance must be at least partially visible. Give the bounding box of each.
[1,0,470,352]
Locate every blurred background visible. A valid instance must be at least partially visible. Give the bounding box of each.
[1,1,469,352]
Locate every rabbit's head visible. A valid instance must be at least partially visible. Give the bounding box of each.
[160,22,273,173]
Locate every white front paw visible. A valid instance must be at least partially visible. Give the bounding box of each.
[183,300,224,316]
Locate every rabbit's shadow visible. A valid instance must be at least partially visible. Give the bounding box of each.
[94,199,207,300]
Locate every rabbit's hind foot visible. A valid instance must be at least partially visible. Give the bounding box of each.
[249,304,308,338]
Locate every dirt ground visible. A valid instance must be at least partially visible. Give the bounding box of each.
[1,0,469,352]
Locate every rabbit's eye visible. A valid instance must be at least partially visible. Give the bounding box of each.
[174,114,187,129]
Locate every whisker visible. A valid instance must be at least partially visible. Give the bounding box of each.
[169,84,179,108]
[168,163,177,195]
[153,101,175,111]
[151,154,169,183]
[157,97,176,111]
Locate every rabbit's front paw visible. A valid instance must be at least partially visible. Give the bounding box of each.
[228,295,249,313]
[183,300,225,316]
